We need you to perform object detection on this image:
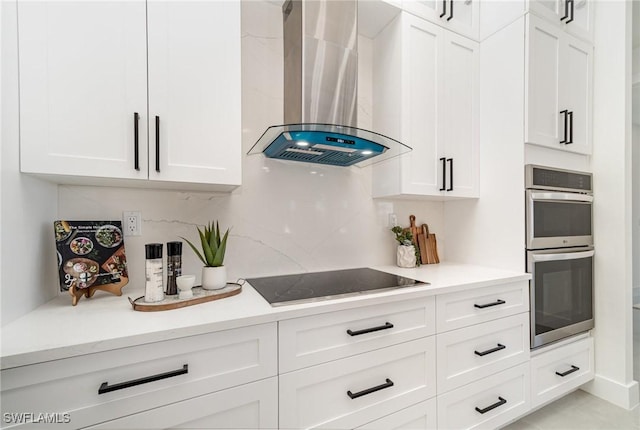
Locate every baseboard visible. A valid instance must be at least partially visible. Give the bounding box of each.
[582,374,640,410]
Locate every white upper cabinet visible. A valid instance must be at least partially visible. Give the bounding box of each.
[525,14,592,155]
[529,0,593,42]
[18,1,241,191]
[18,2,149,180]
[402,0,480,40]
[372,12,479,199]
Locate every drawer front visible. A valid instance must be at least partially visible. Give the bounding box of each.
[436,313,530,393]
[436,281,529,332]
[1,323,277,429]
[87,377,278,429]
[437,363,530,430]
[356,398,437,430]
[531,336,594,408]
[279,337,437,430]
[279,297,436,372]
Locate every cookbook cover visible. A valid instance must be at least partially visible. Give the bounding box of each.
[54,220,128,292]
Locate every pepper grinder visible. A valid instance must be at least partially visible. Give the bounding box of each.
[166,241,182,295]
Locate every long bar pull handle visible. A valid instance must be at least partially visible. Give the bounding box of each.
[347,379,394,399]
[446,158,453,191]
[133,112,140,171]
[474,343,506,357]
[475,397,507,414]
[566,0,575,24]
[447,0,454,21]
[440,0,447,18]
[440,157,446,191]
[99,364,188,395]
[567,111,574,144]
[560,110,568,144]
[474,299,506,309]
[155,115,161,172]
[556,365,580,377]
[347,322,394,337]
[561,0,569,20]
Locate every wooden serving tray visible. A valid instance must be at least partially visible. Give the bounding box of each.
[129,284,242,312]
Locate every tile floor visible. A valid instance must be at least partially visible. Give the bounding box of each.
[503,309,640,429]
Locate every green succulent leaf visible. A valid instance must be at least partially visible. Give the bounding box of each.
[212,228,229,267]
[180,236,206,266]
[181,221,230,267]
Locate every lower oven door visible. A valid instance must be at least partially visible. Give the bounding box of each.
[527,247,594,349]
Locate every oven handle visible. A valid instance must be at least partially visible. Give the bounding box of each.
[529,192,593,203]
[531,249,594,262]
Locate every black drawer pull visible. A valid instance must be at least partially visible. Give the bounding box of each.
[475,396,507,414]
[133,112,140,171]
[474,299,505,309]
[98,364,188,395]
[474,343,506,357]
[347,378,394,399]
[556,365,580,377]
[347,322,394,336]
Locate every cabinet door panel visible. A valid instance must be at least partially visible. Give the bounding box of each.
[526,15,563,148]
[562,34,592,154]
[18,1,148,179]
[401,15,443,196]
[565,0,593,42]
[442,32,478,198]
[147,1,241,186]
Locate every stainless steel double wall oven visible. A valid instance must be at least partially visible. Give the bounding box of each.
[525,165,594,349]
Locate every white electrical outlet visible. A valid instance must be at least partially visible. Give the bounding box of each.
[123,211,142,236]
[389,213,398,228]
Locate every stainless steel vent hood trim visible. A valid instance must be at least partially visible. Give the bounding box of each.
[248,0,411,167]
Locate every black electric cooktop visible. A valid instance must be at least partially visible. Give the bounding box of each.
[246,268,428,307]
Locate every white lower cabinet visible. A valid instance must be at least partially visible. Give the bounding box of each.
[530,336,594,408]
[86,377,278,429]
[279,337,437,430]
[357,399,437,430]
[437,363,531,430]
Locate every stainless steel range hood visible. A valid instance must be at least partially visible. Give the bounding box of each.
[248,0,411,167]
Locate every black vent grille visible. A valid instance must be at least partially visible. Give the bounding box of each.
[272,145,368,166]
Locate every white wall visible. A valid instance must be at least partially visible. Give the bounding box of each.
[444,17,525,271]
[1,1,59,326]
[54,1,444,291]
[582,0,639,410]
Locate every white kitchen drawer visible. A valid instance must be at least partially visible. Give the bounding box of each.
[437,313,530,393]
[356,398,437,430]
[279,297,435,372]
[436,281,529,332]
[87,377,278,429]
[437,362,530,430]
[279,337,437,430]
[1,323,277,429]
[531,336,594,408]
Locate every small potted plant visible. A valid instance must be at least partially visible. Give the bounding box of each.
[391,226,420,268]
[181,221,230,290]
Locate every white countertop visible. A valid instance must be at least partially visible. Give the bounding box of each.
[0,263,530,370]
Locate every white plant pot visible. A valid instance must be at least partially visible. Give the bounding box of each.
[396,245,416,268]
[201,266,227,290]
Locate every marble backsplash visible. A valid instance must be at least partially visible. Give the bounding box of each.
[57,0,444,291]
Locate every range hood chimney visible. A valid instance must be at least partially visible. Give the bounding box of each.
[248,0,411,167]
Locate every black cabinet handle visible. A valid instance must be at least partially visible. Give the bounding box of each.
[474,343,506,357]
[475,397,507,414]
[440,157,446,191]
[446,158,453,191]
[556,365,580,377]
[474,299,505,309]
[133,112,140,171]
[98,364,188,395]
[347,322,394,337]
[155,115,161,172]
[566,0,574,24]
[560,110,568,144]
[561,0,569,21]
[567,111,573,144]
[447,0,454,21]
[440,0,447,18]
[347,378,394,399]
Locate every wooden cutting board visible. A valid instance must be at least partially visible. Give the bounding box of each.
[421,224,440,264]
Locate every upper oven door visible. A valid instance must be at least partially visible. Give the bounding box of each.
[526,190,593,249]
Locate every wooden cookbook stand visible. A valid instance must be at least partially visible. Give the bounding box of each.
[69,277,129,306]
